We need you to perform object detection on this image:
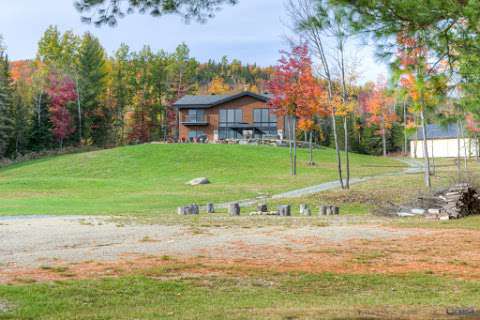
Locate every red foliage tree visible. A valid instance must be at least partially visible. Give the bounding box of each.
[127,108,151,144]
[46,73,77,149]
[267,44,327,174]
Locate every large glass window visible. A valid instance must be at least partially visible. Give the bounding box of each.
[253,109,277,137]
[219,109,243,139]
[186,109,205,123]
[188,129,205,141]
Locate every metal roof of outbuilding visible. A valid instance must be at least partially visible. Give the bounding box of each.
[411,123,463,140]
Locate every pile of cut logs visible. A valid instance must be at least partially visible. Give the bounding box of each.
[419,183,480,219]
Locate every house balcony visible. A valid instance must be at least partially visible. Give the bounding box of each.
[180,116,209,126]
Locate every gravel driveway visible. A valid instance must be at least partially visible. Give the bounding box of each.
[0,215,415,268]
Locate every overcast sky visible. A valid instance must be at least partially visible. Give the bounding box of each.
[0,0,386,83]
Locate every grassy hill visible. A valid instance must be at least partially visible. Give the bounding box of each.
[0,144,404,216]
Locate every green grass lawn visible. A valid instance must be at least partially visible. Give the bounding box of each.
[0,144,402,216]
[1,266,479,319]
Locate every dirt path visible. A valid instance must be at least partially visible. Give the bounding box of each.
[214,158,423,208]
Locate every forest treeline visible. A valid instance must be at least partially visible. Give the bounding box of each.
[0,26,272,159]
[0,25,415,161]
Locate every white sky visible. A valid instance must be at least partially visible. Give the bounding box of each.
[0,0,387,83]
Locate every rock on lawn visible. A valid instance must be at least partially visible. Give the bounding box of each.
[187,177,210,186]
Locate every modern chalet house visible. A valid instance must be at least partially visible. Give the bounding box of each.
[173,91,285,142]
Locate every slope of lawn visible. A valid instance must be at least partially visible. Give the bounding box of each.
[0,144,404,216]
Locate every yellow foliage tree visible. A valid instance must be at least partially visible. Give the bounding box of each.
[207,76,230,94]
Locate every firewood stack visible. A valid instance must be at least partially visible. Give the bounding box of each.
[429,183,480,219]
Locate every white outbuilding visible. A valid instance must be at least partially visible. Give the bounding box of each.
[410,124,479,159]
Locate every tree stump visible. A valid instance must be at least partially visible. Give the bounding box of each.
[332,206,340,215]
[278,205,291,216]
[229,203,241,216]
[257,204,268,213]
[319,205,328,216]
[300,204,309,215]
[190,204,200,215]
[177,206,190,215]
[207,203,215,214]
[325,206,333,216]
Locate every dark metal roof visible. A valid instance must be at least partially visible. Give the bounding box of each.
[173,91,272,109]
[411,123,463,140]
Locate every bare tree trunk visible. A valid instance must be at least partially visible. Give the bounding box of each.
[344,116,350,189]
[430,139,436,176]
[326,74,343,188]
[15,135,19,157]
[120,110,125,145]
[420,109,431,189]
[331,108,344,188]
[293,116,297,176]
[309,130,314,165]
[476,133,479,162]
[403,96,408,156]
[287,115,294,175]
[37,92,42,125]
[413,114,419,159]
[382,120,387,157]
[468,133,472,161]
[460,121,468,170]
[75,76,82,145]
[456,120,461,179]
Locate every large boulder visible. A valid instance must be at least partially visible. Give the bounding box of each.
[187,177,210,186]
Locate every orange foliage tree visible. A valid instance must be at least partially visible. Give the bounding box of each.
[364,79,397,157]
[268,44,328,175]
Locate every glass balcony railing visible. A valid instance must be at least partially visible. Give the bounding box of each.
[182,115,208,124]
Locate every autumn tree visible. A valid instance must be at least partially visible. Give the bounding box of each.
[363,79,397,157]
[207,76,230,94]
[301,77,329,165]
[46,73,77,149]
[36,26,81,143]
[268,44,325,175]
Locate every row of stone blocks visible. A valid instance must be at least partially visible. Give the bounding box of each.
[178,203,340,216]
[177,203,214,215]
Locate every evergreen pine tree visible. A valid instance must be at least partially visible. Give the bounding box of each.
[28,93,53,151]
[0,45,14,158]
[7,91,30,157]
[77,32,108,145]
